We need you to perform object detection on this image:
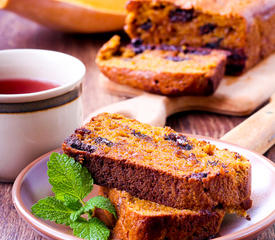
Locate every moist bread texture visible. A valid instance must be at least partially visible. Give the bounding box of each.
[96,35,227,96]
[63,113,252,215]
[125,0,275,75]
[100,187,225,240]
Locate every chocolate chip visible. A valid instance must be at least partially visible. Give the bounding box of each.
[95,137,113,147]
[130,43,156,54]
[66,136,97,153]
[204,38,223,49]
[82,144,97,153]
[153,4,165,10]
[159,45,211,56]
[164,133,193,150]
[165,56,189,62]
[199,23,217,35]
[133,46,146,54]
[130,39,147,54]
[190,172,208,180]
[183,144,193,150]
[185,48,211,55]
[208,160,219,166]
[66,136,82,149]
[164,133,179,141]
[132,130,150,139]
[129,42,213,58]
[159,44,180,51]
[169,9,195,23]
[140,19,152,30]
[131,38,143,47]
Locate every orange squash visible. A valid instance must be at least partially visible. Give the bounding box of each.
[0,0,126,32]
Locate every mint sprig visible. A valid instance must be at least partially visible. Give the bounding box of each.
[31,152,116,240]
[31,197,73,225]
[63,194,82,211]
[71,218,110,240]
[71,196,117,222]
[47,152,93,202]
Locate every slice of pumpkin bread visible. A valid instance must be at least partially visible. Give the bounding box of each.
[63,113,252,215]
[125,0,275,75]
[100,187,225,240]
[96,35,227,96]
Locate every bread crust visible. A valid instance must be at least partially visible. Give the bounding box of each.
[125,0,275,74]
[98,65,223,96]
[62,113,252,215]
[99,187,225,240]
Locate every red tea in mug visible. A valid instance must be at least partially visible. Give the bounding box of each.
[0,78,59,94]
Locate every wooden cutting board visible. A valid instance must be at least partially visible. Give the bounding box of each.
[88,53,275,127]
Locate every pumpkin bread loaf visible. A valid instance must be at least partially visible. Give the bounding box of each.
[63,113,252,216]
[125,0,275,75]
[100,187,225,240]
[96,35,228,96]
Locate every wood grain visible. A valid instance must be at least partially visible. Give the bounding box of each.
[0,10,274,240]
[221,93,275,154]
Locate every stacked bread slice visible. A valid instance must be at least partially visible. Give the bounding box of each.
[63,113,252,239]
[96,35,228,96]
[100,187,226,240]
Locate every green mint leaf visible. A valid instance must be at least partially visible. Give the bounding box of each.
[70,196,117,222]
[64,194,83,211]
[71,217,110,240]
[31,197,73,225]
[47,152,93,201]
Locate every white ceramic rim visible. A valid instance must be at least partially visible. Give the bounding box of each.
[0,49,86,103]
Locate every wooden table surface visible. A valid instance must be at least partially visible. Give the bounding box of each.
[0,10,274,240]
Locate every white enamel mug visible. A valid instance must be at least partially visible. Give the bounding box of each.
[0,49,86,181]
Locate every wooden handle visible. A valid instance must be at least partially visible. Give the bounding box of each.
[84,93,168,127]
[221,93,275,154]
